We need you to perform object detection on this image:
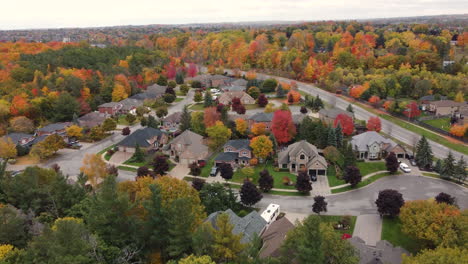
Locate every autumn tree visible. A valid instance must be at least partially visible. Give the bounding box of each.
[112,83,128,101]
[101,118,117,131]
[235,118,248,136]
[206,121,232,150]
[375,189,405,218]
[219,163,233,181]
[240,181,262,206]
[366,116,381,132]
[287,90,301,104]
[191,112,206,135]
[9,116,34,133]
[65,124,83,139]
[385,152,399,174]
[403,101,421,119]
[271,110,296,144]
[180,105,191,132]
[251,123,266,136]
[402,247,468,264]
[80,153,107,189]
[296,171,312,194]
[334,114,354,136]
[250,135,273,161]
[435,192,456,205]
[204,107,220,128]
[211,213,245,263]
[0,138,17,176]
[258,169,274,192]
[152,154,170,176]
[30,134,66,160]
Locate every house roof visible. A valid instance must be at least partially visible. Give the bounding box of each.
[430,100,465,107]
[231,78,248,86]
[218,91,254,103]
[278,140,326,167]
[118,127,165,148]
[170,130,209,159]
[349,237,409,264]
[171,130,203,146]
[351,131,398,152]
[163,112,182,123]
[77,112,107,128]
[146,84,167,95]
[37,122,71,133]
[319,108,353,119]
[224,139,251,150]
[259,217,294,258]
[99,102,121,108]
[248,112,274,122]
[222,85,246,92]
[215,152,250,162]
[120,98,143,110]
[419,95,447,102]
[2,133,34,145]
[206,209,267,244]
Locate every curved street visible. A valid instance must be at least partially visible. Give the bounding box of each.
[257,175,468,216]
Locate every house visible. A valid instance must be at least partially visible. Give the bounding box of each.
[428,100,467,116]
[2,133,35,147]
[120,98,143,114]
[209,75,231,88]
[206,209,267,244]
[220,85,246,92]
[419,95,447,111]
[215,139,252,167]
[278,140,328,178]
[318,108,353,124]
[145,84,167,98]
[351,131,406,160]
[98,102,123,115]
[168,130,210,165]
[349,237,409,264]
[231,78,248,87]
[36,122,71,137]
[117,127,168,153]
[77,112,107,128]
[218,91,255,105]
[259,217,294,259]
[162,112,182,132]
[247,112,274,130]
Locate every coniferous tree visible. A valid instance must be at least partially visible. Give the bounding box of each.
[175,72,184,84]
[346,104,354,113]
[415,136,433,170]
[204,91,213,107]
[132,143,145,163]
[335,124,343,148]
[180,105,191,132]
[143,185,168,255]
[166,198,196,259]
[327,127,337,147]
[299,116,318,144]
[343,142,357,168]
[312,95,324,111]
[454,156,466,183]
[240,181,262,206]
[276,84,286,98]
[434,159,442,173]
[258,169,274,192]
[441,151,456,179]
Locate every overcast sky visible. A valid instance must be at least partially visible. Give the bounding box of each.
[1,0,466,30]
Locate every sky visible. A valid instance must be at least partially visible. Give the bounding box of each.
[2,0,467,30]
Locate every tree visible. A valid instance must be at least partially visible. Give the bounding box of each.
[248,86,261,99]
[251,123,266,136]
[180,84,190,95]
[403,247,468,264]
[180,105,191,132]
[327,127,337,147]
[236,104,246,115]
[125,113,136,124]
[334,114,354,136]
[187,63,198,78]
[189,162,202,176]
[335,124,343,148]
[300,106,308,114]
[199,183,238,214]
[454,91,464,102]
[235,118,248,136]
[166,198,197,259]
[375,189,405,217]
[403,101,421,119]
[343,142,357,168]
[143,184,168,256]
[319,222,359,264]
[175,72,184,84]
[65,124,83,139]
[191,177,205,191]
[441,151,456,179]
[179,255,215,264]
[415,136,433,170]
[312,95,324,111]
[366,116,381,132]
[385,152,399,174]
[147,115,159,128]
[271,110,296,144]
[156,106,168,118]
[206,121,232,150]
[164,93,176,103]
[112,83,128,101]
[261,78,278,93]
[346,104,354,113]
[157,75,168,86]
[191,112,206,135]
[0,205,29,248]
[203,107,220,128]
[101,118,117,131]
[0,138,17,177]
[240,180,262,206]
[132,144,145,163]
[250,135,273,161]
[211,213,245,263]
[400,200,465,248]
[121,126,130,135]
[9,116,34,133]
[152,154,169,176]
[204,91,214,107]
[53,92,80,122]
[80,153,107,188]
[454,156,467,183]
[287,90,301,104]
[30,134,66,160]
[435,192,456,205]
[296,171,312,193]
[194,91,203,103]
[343,166,362,187]
[312,196,327,214]
[276,84,286,98]
[258,169,274,192]
[219,163,233,181]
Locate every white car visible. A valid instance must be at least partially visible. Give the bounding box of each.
[400,163,411,173]
[210,88,220,94]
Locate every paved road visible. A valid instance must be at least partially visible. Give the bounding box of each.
[257,175,468,216]
[219,67,467,160]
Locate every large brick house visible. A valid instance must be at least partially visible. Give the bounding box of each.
[351,131,406,159]
[98,102,123,115]
[215,139,252,167]
[218,91,255,105]
[168,130,210,165]
[278,140,327,178]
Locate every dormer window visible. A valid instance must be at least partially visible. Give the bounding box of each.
[226,147,232,152]
[300,154,305,160]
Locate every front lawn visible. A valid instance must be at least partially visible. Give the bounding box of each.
[356,161,387,176]
[422,117,451,132]
[231,162,297,190]
[174,97,184,103]
[331,172,395,194]
[117,165,138,172]
[189,103,205,111]
[200,157,215,177]
[327,165,345,187]
[381,217,423,254]
[319,215,357,236]
[244,104,261,110]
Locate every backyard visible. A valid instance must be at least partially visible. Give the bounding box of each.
[422,117,451,132]
[381,217,423,254]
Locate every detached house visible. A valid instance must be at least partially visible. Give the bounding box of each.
[247,112,274,130]
[215,139,252,167]
[351,131,406,160]
[218,91,255,105]
[36,122,71,137]
[168,130,210,165]
[278,140,327,178]
[2,133,35,147]
[162,112,182,132]
[318,108,353,125]
[117,127,168,153]
[428,100,467,116]
[98,102,123,115]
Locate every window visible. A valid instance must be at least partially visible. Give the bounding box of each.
[300,154,305,160]
[282,164,288,169]
[242,151,247,155]
[226,147,232,152]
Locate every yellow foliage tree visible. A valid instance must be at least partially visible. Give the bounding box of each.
[112,84,128,102]
[211,213,245,263]
[80,154,108,189]
[454,91,465,103]
[0,138,18,161]
[251,123,266,136]
[66,125,83,139]
[52,217,83,231]
[0,244,15,260]
[402,247,468,264]
[235,118,248,135]
[250,135,273,160]
[9,116,34,133]
[179,254,215,264]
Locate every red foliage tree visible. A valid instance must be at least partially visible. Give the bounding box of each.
[271,110,296,144]
[368,96,380,107]
[78,99,91,115]
[236,105,246,115]
[10,95,30,116]
[166,62,177,79]
[188,63,198,77]
[334,113,354,136]
[231,97,242,112]
[257,94,268,107]
[403,102,421,119]
[204,107,220,127]
[366,116,382,132]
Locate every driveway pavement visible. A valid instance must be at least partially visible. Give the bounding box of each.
[169,164,190,180]
[311,175,330,196]
[353,214,382,246]
[109,151,132,164]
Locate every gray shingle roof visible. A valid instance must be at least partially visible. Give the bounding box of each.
[120,98,143,110]
[319,108,353,119]
[37,122,71,133]
[278,140,326,167]
[163,112,182,123]
[419,95,447,101]
[118,127,165,148]
[215,152,250,162]
[349,237,409,264]
[77,112,107,128]
[206,209,267,244]
[224,139,251,150]
[99,102,121,108]
[2,133,34,145]
[231,78,248,87]
[350,131,396,152]
[171,130,203,146]
[248,112,274,122]
[259,217,294,258]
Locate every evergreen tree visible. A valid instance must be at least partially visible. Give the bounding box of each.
[276,84,285,98]
[415,136,433,170]
[316,123,328,149]
[312,95,324,111]
[299,116,318,144]
[132,143,145,163]
[157,75,168,86]
[204,91,214,107]
[180,105,191,132]
[327,127,337,147]
[335,124,343,148]
[166,198,197,259]
[441,151,456,179]
[434,159,442,173]
[258,169,274,192]
[346,104,354,113]
[343,142,357,168]
[147,115,159,128]
[143,185,168,255]
[454,156,466,183]
[175,72,184,84]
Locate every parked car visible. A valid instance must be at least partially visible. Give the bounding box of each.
[210,88,219,94]
[409,159,417,166]
[67,142,82,149]
[400,163,411,173]
[210,166,218,177]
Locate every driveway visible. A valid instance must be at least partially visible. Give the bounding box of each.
[257,174,468,216]
[311,175,330,196]
[169,164,190,180]
[109,151,132,164]
[353,214,382,246]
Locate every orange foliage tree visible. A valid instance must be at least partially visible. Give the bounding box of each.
[251,123,266,136]
[349,82,370,99]
[203,107,220,128]
[449,124,468,137]
[367,117,382,132]
[287,90,301,104]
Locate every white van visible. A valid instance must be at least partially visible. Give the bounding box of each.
[261,204,280,226]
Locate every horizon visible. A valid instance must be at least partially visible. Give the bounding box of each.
[2,0,468,30]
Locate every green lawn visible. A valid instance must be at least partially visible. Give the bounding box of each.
[245,104,261,110]
[123,160,147,167]
[381,217,423,254]
[117,115,130,125]
[174,97,184,103]
[422,117,451,132]
[231,163,297,190]
[97,144,116,155]
[104,152,112,161]
[189,103,205,111]
[353,101,468,155]
[327,165,345,187]
[319,215,357,236]
[200,157,215,177]
[356,161,387,176]
[331,172,396,194]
